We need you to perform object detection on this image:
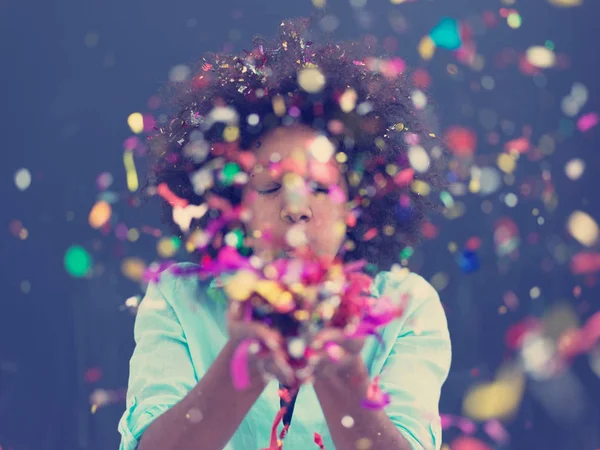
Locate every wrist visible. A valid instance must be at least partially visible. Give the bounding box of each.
[223,339,268,392]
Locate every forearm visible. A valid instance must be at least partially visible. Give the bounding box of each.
[138,340,266,450]
[313,357,413,450]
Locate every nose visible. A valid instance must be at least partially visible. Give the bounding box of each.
[280,204,313,224]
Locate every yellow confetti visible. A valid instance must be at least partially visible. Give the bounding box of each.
[339,88,357,113]
[88,200,111,229]
[121,257,146,282]
[297,67,326,93]
[497,153,517,174]
[223,269,259,301]
[254,280,294,312]
[123,150,139,192]
[418,35,436,61]
[463,364,525,421]
[411,179,431,196]
[548,0,582,6]
[566,210,599,247]
[127,112,144,134]
[526,46,556,69]
[223,125,240,142]
[157,236,179,258]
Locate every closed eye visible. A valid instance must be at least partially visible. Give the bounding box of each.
[258,184,281,195]
[312,184,329,194]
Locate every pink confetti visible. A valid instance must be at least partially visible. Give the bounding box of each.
[360,376,392,410]
[230,338,256,391]
[577,112,599,132]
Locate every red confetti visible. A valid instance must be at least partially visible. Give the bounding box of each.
[444,126,477,157]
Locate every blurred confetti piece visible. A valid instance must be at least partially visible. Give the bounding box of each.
[65,245,92,278]
[430,17,462,50]
[14,168,31,191]
[576,112,599,132]
[223,269,260,301]
[418,35,436,61]
[444,127,476,157]
[450,436,492,450]
[96,172,114,190]
[121,257,146,282]
[297,67,326,93]
[566,210,599,247]
[157,236,181,258]
[123,150,139,192]
[483,419,510,445]
[127,112,144,134]
[89,200,112,229]
[569,251,600,275]
[526,46,556,69]
[462,364,525,421]
[503,136,530,154]
[565,158,585,180]
[548,0,583,6]
[173,203,208,233]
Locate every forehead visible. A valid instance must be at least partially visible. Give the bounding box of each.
[254,125,327,165]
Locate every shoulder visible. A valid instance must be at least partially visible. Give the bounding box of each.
[373,269,448,336]
[373,269,440,310]
[139,262,209,313]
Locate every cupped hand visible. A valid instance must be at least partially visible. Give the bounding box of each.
[302,328,366,382]
[226,301,296,387]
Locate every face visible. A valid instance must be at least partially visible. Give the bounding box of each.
[242,125,349,263]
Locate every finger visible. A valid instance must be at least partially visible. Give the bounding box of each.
[261,354,296,386]
[251,323,285,350]
[226,301,244,321]
[310,329,344,349]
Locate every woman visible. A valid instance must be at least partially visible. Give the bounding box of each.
[119,18,451,450]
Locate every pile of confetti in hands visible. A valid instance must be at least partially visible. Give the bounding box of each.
[207,244,409,390]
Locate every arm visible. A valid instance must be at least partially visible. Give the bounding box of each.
[313,275,452,450]
[118,276,271,450]
[138,340,267,450]
[314,356,414,450]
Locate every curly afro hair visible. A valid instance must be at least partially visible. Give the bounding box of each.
[145,17,447,272]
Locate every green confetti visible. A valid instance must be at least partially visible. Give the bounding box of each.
[64,245,92,278]
[400,246,414,260]
[221,162,241,186]
[440,191,455,208]
[430,17,462,50]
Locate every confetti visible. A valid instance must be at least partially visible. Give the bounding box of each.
[88,200,112,229]
[64,245,92,278]
[14,168,31,191]
[566,210,599,247]
[525,46,556,69]
[576,112,599,132]
[430,17,462,50]
[462,364,525,421]
[123,150,139,192]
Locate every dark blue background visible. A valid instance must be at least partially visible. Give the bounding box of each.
[1,0,599,449]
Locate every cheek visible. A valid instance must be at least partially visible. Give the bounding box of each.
[246,198,279,230]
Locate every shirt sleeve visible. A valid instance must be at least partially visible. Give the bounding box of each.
[118,275,199,450]
[379,277,452,450]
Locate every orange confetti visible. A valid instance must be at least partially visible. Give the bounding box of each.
[451,436,492,450]
[393,168,415,187]
[363,228,378,241]
[504,136,530,154]
[89,201,112,229]
[157,183,189,208]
